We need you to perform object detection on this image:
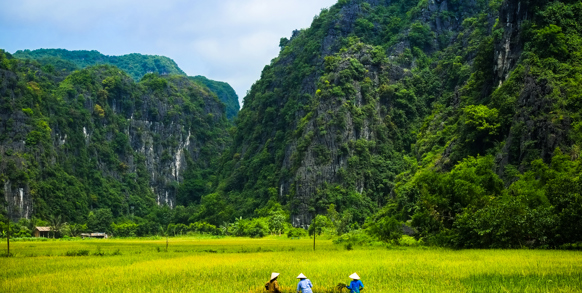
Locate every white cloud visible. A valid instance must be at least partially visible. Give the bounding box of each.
[0,0,338,104]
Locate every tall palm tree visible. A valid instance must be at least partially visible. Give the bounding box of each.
[220,221,231,235]
[65,223,86,237]
[49,215,64,239]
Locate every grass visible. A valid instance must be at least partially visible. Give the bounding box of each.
[1,236,581,292]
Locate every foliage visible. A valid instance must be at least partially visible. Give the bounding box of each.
[408,22,434,49]
[462,105,500,139]
[13,49,186,82]
[308,215,333,236]
[287,227,308,238]
[88,209,113,233]
[366,216,403,244]
[5,0,582,249]
[268,210,286,236]
[190,76,240,120]
[63,223,87,237]
[0,51,231,235]
[195,0,582,249]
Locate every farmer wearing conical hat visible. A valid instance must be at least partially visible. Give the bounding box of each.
[265,272,281,293]
[346,273,364,293]
[296,273,313,293]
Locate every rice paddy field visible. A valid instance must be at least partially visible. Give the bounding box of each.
[1,236,582,292]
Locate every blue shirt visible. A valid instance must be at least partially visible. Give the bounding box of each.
[347,280,364,293]
[296,279,313,293]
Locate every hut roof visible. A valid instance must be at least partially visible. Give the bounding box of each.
[401,224,416,236]
[35,227,51,232]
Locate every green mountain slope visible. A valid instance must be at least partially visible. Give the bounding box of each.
[190,76,240,120]
[208,0,582,248]
[12,49,240,120]
[0,50,231,225]
[12,49,186,81]
[2,0,581,248]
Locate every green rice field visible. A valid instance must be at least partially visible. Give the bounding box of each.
[1,236,581,292]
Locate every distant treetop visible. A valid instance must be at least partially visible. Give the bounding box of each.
[13,48,240,119]
[190,75,240,120]
[13,48,186,81]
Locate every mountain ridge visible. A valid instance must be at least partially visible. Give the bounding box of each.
[208,0,582,247]
[12,48,240,120]
[0,51,231,223]
[2,0,582,248]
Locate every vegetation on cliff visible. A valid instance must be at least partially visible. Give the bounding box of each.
[13,49,186,82]
[12,49,240,120]
[190,75,240,120]
[209,0,582,248]
[2,0,582,249]
[0,50,231,235]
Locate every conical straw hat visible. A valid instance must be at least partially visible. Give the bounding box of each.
[296,273,307,279]
[349,273,360,280]
[270,272,280,280]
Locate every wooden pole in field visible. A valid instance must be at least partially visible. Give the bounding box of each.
[313,218,316,251]
[6,203,10,257]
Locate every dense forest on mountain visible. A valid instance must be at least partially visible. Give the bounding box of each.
[2,0,582,248]
[12,49,240,120]
[13,49,186,81]
[190,76,240,120]
[0,50,232,236]
[207,0,582,248]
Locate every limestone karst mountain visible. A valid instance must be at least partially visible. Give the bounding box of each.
[0,54,231,222]
[2,0,582,248]
[13,49,240,120]
[210,0,582,247]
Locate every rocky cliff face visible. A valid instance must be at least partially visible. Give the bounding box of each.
[494,0,530,87]
[0,57,230,221]
[5,0,573,232]
[493,0,573,174]
[217,0,502,227]
[287,0,500,226]
[281,45,402,226]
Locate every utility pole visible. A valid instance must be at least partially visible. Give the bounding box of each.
[313,228,315,251]
[161,225,168,252]
[312,218,316,251]
[5,203,10,257]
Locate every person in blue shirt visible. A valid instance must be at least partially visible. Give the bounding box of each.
[346,273,364,293]
[296,273,313,293]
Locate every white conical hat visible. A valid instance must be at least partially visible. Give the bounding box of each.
[270,272,280,280]
[349,273,360,280]
[296,273,307,279]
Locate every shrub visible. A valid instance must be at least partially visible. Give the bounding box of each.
[408,22,434,49]
[65,250,89,256]
[333,229,377,246]
[367,216,403,243]
[287,228,308,238]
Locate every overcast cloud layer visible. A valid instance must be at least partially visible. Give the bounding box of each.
[0,0,337,104]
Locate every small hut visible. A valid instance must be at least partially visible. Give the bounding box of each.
[34,227,51,238]
[91,232,108,239]
[81,232,108,239]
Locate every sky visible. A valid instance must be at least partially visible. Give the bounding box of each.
[0,0,338,105]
